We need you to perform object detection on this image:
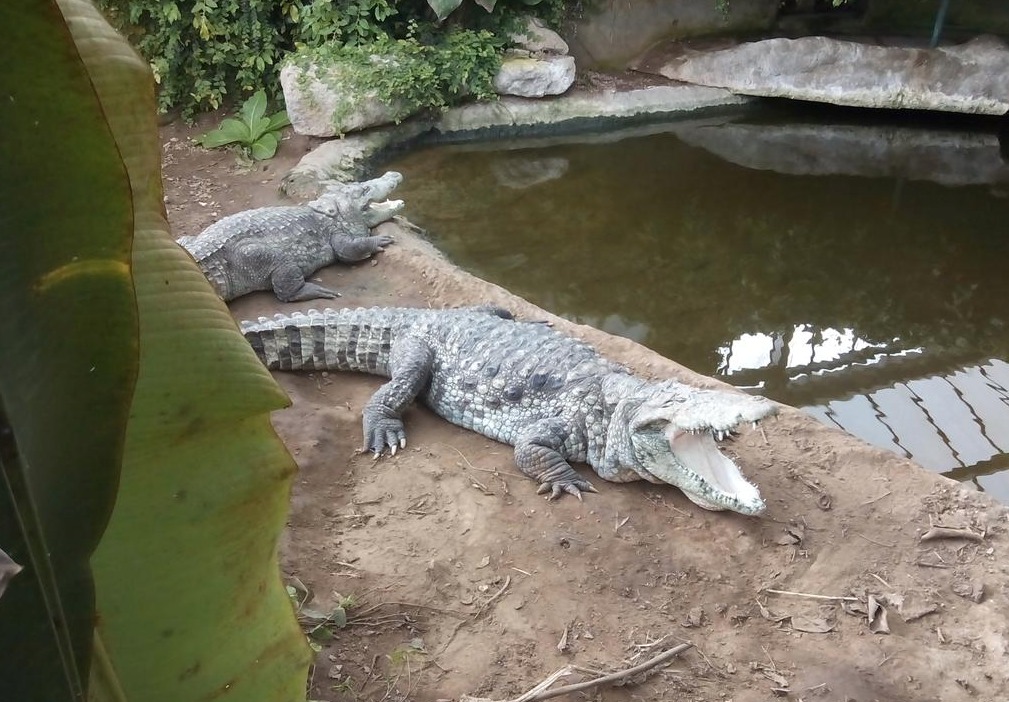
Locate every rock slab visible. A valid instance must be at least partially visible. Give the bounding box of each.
[280,61,408,138]
[659,35,1009,115]
[493,54,576,98]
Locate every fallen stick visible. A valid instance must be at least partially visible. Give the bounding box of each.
[461,642,694,702]
[919,526,985,543]
[477,575,512,617]
[763,588,860,602]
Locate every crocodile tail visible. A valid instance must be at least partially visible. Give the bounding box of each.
[240,307,397,376]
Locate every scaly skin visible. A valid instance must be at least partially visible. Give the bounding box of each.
[241,306,777,515]
[177,172,404,302]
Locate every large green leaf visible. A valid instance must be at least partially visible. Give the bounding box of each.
[197,117,252,148]
[0,0,139,698]
[267,110,292,132]
[248,115,273,143]
[53,1,312,700]
[251,131,280,161]
[239,89,268,130]
[0,0,310,699]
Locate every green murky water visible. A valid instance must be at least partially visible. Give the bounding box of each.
[384,103,1009,502]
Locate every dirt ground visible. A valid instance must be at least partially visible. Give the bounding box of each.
[162,117,1009,702]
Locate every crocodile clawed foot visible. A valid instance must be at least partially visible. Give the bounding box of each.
[363,418,407,458]
[537,479,597,501]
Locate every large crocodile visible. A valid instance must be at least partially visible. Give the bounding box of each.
[177,172,404,302]
[241,306,777,515]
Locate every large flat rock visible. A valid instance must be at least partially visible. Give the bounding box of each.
[658,35,1009,115]
[668,118,1009,186]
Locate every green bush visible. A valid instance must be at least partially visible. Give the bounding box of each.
[97,0,300,116]
[288,24,503,127]
[97,0,571,118]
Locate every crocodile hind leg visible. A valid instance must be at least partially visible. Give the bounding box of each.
[514,419,597,500]
[362,336,434,455]
[270,262,340,302]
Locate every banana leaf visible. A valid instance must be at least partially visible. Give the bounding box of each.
[0,1,311,699]
[0,0,139,696]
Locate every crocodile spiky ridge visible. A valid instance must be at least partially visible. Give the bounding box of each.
[241,306,777,515]
[177,172,404,302]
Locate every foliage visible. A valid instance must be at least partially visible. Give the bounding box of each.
[289,25,503,128]
[97,0,572,117]
[97,0,303,117]
[0,0,310,699]
[196,89,291,160]
[297,0,404,46]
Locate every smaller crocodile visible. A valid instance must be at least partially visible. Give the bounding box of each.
[177,172,404,302]
[241,306,777,515]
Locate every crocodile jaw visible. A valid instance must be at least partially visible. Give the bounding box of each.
[364,199,405,227]
[664,427,765,515]
[625,381,776,516]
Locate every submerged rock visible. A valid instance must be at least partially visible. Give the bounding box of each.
[491,156,569,189]
[658,35,1009,115]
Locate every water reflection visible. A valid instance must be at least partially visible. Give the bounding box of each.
[808,362,1009,504]
[716,326,1009,502]
[669,119,1009,187]
[385,102,1009,500]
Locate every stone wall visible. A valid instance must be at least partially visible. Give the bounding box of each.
[565,0,1009,70]
[564,0,779,69]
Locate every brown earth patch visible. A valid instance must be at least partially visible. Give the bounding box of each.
[163,118,1009,702]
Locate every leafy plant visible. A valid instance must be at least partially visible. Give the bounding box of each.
[297,0,402,46]
[196,89,291,160]
[97,0,304,117]
[97,0,573,117]
[289,25,502,129]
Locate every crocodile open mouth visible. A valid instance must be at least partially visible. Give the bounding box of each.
[665,425,765,515]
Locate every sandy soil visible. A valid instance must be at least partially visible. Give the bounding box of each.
[163,117,1009,702]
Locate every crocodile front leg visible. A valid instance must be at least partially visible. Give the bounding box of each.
[362,336,434,455]
[513,419,597,500]
[271,262,340,302]
[332,234,395,263]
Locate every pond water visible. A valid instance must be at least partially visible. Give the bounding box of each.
[384,102,1009,502]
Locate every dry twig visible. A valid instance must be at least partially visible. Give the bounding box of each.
[861,491,892,505]
[855,532,895,548]
[763,588,859,603]
[476,576,512,617]
[460,643,694,702]
[351,601,470,620]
